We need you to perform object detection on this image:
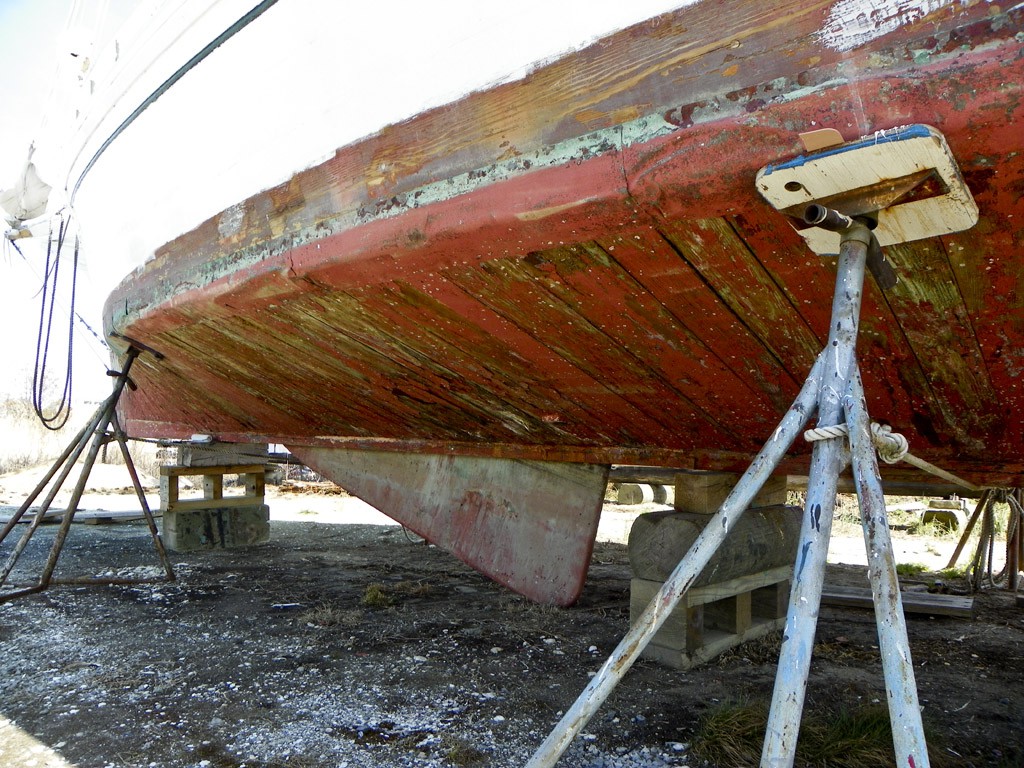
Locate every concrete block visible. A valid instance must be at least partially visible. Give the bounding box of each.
[163,504,269,551]
[617,483,673,505]
[628,506,800,583]
[921,508,967,531]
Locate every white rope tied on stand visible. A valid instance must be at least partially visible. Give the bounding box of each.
[869,422,909,464]
[804,421,981,492]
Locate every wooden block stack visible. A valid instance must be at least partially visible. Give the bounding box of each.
[628,472,798,670]
[160,463,269,551]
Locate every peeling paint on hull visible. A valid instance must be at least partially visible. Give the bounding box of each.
[103,0,1023,495]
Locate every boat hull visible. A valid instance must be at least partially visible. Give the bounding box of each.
[98,1,1024,599]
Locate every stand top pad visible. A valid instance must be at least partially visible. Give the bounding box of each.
[756,124,978,255]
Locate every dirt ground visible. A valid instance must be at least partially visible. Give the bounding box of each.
[0,468,1022,768]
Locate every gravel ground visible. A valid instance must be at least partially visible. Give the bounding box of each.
[0,475,1022,767]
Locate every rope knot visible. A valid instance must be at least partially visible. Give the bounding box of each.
[802,418,977,491]
[870,423,909,464]
[803,422,909,465]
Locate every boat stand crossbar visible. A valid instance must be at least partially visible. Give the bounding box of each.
[527,214,931,767]
[0,348,175,603]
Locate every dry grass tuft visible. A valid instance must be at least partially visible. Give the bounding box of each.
[691,701,953,768]
[361,580,433,608]
[298,602,362,628]
[443,736,488,766]
[717,633,782,666]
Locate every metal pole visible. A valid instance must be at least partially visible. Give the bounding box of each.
[524,351,826,768]
[1,348,175,603]
[945,489,990,571]
[1010,491,1022,591]
[0,416,94,546]
[111,413,175,581]
[0,393,114,588]
[846,369,930,767]
[36,350,140,589]
[761,220,872,767]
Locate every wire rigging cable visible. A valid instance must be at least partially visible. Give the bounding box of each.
[32,214,79,431]
[69,0,280,203]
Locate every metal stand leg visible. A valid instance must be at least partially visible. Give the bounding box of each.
[0,410,101,585]
[524,353,825,768]
[528,212,931,768]
[761,222,869,765]
[846,370,928,766]
[111,412,176,582]
[0,348,175,602]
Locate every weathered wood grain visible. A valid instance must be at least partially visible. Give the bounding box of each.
[597,226,801,415]
[104,2,1024,490]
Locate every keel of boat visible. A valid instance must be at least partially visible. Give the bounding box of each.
[288,447,608,606]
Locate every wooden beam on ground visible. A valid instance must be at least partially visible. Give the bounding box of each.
[822,585,974,618]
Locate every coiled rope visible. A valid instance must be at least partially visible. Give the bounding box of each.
[804,421,981,492]
[32,214,78,430]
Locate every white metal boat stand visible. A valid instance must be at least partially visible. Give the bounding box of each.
[0,346,176,603]
[526,209,931,768]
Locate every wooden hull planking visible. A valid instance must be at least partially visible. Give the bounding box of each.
[100,1,1024,601]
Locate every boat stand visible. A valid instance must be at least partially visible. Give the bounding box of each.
[0,347,175,603]
[526,212,930,768]
[945,488,1024,592]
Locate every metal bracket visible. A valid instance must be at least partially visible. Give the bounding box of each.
[803,203,896,290]
[756,124,978,256]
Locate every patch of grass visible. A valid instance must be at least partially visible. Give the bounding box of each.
[497,593,561,616]
[298,602,362,628]
[691,700,768,767]
[914,518,962,540]
[393,580,434,598]
[691,701,950,768]
[362,583,397,608]
[442,736,488,766]
[896,561,929,577]
[938,566,967,581]
[360,580,433,608]
[813,637,880,665]
[717,632,781,666]
[798,705,893,767]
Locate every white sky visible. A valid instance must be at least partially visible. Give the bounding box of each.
[0,0,128,403]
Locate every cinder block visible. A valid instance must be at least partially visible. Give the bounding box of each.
[163,504,269,551]
[628,506,800,583]
[629,569,791,670]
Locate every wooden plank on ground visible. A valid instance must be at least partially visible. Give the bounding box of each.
[79,510,162,525]
[0,509,161,525]
[0,508,63,524]
[822,585,974,618]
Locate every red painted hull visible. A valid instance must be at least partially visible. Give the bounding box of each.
[108,0,1023,484]
[101,1,1023,599]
